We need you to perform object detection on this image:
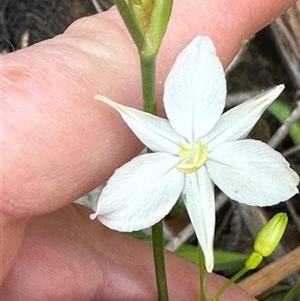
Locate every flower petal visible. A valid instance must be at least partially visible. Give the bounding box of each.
[206,140,299,206]
[91,153,184,231]
[182,168,215,272]
[164,36,226,144]
[96,95,186,154]
[203,85,284,150]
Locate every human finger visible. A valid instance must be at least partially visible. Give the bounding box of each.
[2,0,295,217]
[2,204,256,301]
[2,0,295,281]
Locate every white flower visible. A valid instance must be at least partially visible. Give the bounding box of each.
[91,36,299,272]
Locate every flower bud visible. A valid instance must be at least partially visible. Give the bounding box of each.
[254,213,288,257]
[245,251,263,270]
[128,0,172,58]
[142,0,172,58]
[128,0,152,35]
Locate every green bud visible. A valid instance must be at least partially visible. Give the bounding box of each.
[128,0,153,35]
[141,0,150,9]
[254,213,288,257]
[121,0,172,58]
[245,251,263,270]
[142,0,173,58]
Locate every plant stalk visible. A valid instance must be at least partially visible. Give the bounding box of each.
[141,52,168,301]
[152,221,169,301]
[212,267,248,300]
[114,2,169,300]
[140,55,157,115]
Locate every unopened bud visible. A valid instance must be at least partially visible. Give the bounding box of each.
[245,251,263,270]
[254,213,288,257]
[128,0,153,35]
[142,0,172,57]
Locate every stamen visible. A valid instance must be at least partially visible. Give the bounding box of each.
[176,141,208,173]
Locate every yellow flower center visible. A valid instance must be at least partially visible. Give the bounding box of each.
[176,141,208,173]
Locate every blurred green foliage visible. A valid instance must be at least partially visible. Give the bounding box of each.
[268,100,300,145]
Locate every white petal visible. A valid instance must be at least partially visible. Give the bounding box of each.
[164,36,226,144]
[96,95,186,154]
[206,140,299,206]
[90,153,184,231]
[182,168,215,272]
[204,85,284,150]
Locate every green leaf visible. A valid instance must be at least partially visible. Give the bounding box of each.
[263,290,287,301]
[127,232,249,272]
[268,100,300,145]
[176,244,249,272]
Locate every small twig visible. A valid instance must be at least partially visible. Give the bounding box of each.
[90,0,105,13]
[165,223,194,252]
[282,144,300,156]
[225,38,251,74]
[226,91,256,107]
[165,193,229,252]
[268,101,300,149]
[20,29,30,49]
[215,192,230,211]
[215,205,234,243]
[286,200,300,233]
[238,246,300,297]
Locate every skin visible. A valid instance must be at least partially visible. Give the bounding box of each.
[1,0,296,299]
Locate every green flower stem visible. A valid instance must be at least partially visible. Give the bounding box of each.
[282,278,300,301]
[115,2,169,300]
[140,55,157,115]
[152,221,169,301]
[141,44,167,301]
[212,267,248,300]
[198,246,207,301]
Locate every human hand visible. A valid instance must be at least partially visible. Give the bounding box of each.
[1,0,296,300]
